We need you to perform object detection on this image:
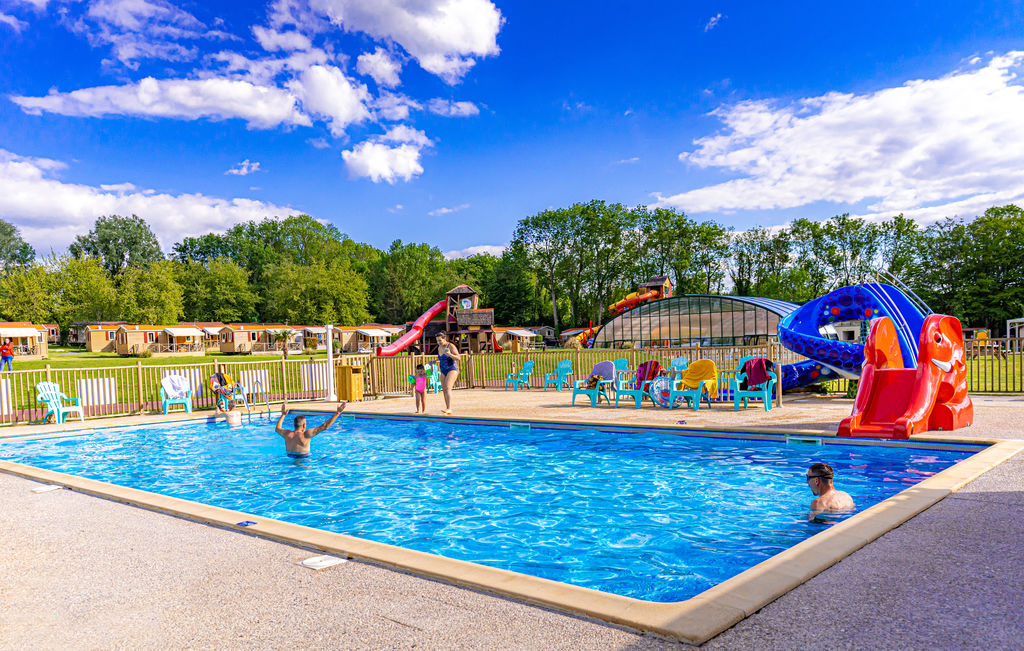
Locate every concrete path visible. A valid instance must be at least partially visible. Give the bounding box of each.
[2,393,1022,648]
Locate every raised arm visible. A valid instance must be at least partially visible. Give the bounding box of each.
[275,407,290,437]
[310,402,348,437]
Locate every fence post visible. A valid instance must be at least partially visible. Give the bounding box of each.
[281,356,288,401]
[136,361,144,412]
[45,363,51,383]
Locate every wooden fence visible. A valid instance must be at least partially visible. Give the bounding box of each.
[0,354,371,426]
[364,338,1024,399]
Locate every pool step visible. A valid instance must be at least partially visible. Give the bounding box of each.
[785,435,823,446]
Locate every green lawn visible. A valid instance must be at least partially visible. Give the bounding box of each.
[15,349,331,371]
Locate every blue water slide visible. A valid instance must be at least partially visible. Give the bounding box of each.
[776,283,929,391]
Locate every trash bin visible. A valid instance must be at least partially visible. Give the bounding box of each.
[337,365,364,402]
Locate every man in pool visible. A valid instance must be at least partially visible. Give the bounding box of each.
[806,462,855,521]
[275,403,347,458]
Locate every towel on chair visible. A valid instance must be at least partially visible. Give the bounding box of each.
[743,358,771,387]
[161,375,191,399]
[678,359,718,396]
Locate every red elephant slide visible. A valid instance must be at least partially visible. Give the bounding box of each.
[838,314,973,439]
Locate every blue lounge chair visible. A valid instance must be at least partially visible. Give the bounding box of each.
[160,375,194,415]
[613,370,646,408]
[670,356,690,375]
[425,363,443,393]
[650,359,718,411]
[729,355,777,411]
[36,381,84,424]
[572,361,615,407]
[505,360,534,390]
[543,360,574,391]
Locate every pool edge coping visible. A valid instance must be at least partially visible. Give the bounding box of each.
[0,410,1020,644]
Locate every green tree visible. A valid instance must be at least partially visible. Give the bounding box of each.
[0,263,53,323]
[51,255,117,326]
[177,258,257,323]
[481,242,540,325]
[448,253,499,307]
[368,241,453,324]
[70,214,163,276]
[0,219,35,272]
[513,208,573,330]
[116,261,184,324]
[878,213,923,282]
[264,259,371,325]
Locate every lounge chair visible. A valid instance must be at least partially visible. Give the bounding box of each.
[425,363,443,393]
[669,356,690,375]
[543,359,574,391]
[729,355,777,412]
[505,360,535,390]
[614,360,662,409]
[651,359,718,410]
[36,381,84,424]
[572,361,615,407]
[160,375,194,415]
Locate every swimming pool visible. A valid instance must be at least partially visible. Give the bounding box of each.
[0,413,981,603]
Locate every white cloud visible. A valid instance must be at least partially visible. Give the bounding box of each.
[225,159,261,176]
[426,97,479,117]
[614,156,639,165]
[428,203,469,216]
[341,141,424,183]
[0,148,294,252]
[302,0,502,83]
[11,76,311,129]
[704,13,723,32]
[356,47,402,87]
[205,47,330,85]
[654,52,1024,223]
[252,25,312,51]
[66,0,231,68]
[382,124,431,146]
[444,243,505,259]
[307,136,331,149]
[288,64,370,135]
[372,91,421,120]
[388,203,403,212]
[0,12,28,31]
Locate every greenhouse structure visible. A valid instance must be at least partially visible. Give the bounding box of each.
[593,295,807,349]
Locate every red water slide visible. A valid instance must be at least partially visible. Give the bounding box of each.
[376,300,447,356]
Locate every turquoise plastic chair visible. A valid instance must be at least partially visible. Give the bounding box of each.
[670,357,690,375]
[425,363,443,393]
[613,358,630,374]
[35,381,84,424]
[505,360,534,390]
[159,375,193,415]
[572,361,615,407]
[543,360,574,391]
[613,370,647,409]
[729,355,777,412]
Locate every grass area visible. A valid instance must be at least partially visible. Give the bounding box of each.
[15,349,331,371]
[968,353,1024,393]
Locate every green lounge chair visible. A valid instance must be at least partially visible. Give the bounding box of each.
[36,381,84,424]
[729,355,777,412]
[159,375,194,415]
[505,360,534,390]
[543,360,574,391]
[572,361,615,407]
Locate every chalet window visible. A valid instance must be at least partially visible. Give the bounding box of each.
[250,332,258,341]
[147,332,156,343]
[106,332,114,340]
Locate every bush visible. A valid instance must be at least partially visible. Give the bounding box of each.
[134,348,153,359]
[304,346,318,357]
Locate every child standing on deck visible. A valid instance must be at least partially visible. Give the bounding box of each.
[414,364,427,413]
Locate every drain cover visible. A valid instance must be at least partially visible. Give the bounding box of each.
[299,555,348,570]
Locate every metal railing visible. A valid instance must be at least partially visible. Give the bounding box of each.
[152,342,206,353]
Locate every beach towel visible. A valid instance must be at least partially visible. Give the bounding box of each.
[743,358,771,387]
[161,375,191,399]
[678,359,718,396]
[634,360,662,390]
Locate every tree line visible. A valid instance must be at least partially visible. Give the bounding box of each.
[0,203,1021,338]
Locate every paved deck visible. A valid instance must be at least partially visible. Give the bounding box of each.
[2,392,1022,648]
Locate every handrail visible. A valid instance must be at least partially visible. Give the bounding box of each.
[251,378,272,419]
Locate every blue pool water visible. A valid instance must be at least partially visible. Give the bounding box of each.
[0,414,980,602]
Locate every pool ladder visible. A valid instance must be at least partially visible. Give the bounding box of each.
[250,379,273,419]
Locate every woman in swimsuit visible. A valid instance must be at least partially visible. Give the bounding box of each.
[435,333,461,415]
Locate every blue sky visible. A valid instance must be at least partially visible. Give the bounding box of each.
[2,1,1024,257]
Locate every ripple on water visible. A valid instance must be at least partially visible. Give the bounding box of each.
[0,415,976,602]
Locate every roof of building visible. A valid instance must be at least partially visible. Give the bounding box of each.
[0,322,46,337]
[356,328,391,338]
[163,327,205,337]
[447,284,477,295]
[116,324,166,332]
[86,324,124,332]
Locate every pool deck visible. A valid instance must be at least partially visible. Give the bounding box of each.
[2,390,1023,648]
